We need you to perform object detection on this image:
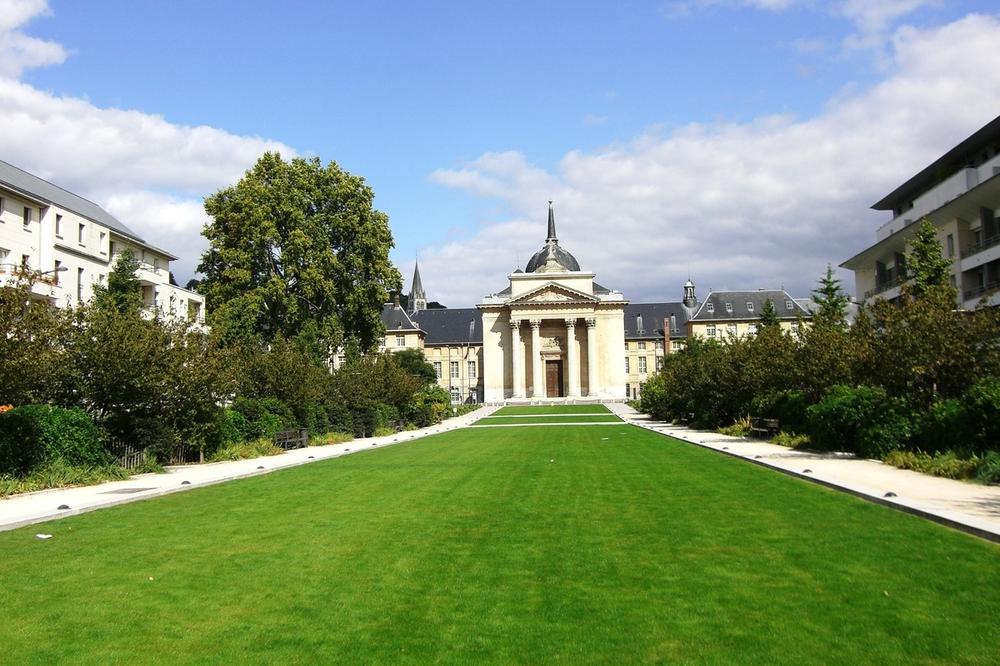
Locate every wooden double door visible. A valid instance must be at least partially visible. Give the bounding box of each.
[545,359,564,397]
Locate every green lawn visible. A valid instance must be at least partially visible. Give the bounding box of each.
[493,404,611,415]
[475,414,622,424]
[1,425,999,664]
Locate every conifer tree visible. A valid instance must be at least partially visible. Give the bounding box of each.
[905,218,954,299]
[758,298,780,328]
[811,264,849,328]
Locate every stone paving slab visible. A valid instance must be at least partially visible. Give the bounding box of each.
[605,402,1000,542]
[0,405,499,533]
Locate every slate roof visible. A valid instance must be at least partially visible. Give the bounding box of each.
[380,303,421,332]
[624,302,690,340]
[690,290,811,321]
[0,159,177,259]
[412,307,482,345]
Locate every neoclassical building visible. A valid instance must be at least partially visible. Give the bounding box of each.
[477,204,627,401]
[375,204,810,403]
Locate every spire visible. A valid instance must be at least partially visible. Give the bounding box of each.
[546,200,557,242]
[409,259,426,314]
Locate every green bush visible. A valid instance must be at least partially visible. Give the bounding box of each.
[310,431,353,446]
[771,431,810,448]
[806,385,912,459]
[209,438,283,462]
[913,399,973,454]
[965,378,1000,453]
[0,459,128,497]
[717,416,751,437]
[0,405,109,475]
[232,397,296,440]
[884,450,981,480]
[218,408,250,445]
[758,390,810,434]
[975,452,1000,484]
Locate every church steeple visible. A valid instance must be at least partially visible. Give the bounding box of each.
[546,200,557,242]
[409,259,427,314]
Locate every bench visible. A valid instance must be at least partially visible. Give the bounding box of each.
[274,428,309,450]
[750,417,780,439]
[677,412,696,425]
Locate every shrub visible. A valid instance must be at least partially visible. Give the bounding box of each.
[771,431,810,448]
[217,408,250,446]
[209,438,283,462]
[232,397,296,440]
[913,399,973,454]
[884,450,980,480]
[806,385,912,458]
[755,390,810,434]
[965,377,1000,453]
[0,459,128,497]
[717,416,751,437]
[310,431,353,446]
[0,405,108,475]
[975,452,1000,485]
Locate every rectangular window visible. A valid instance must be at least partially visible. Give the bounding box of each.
[395,334,405,347]
[655,340,663,350]
[624,341,629,350]
[53,260,61,284]
[450,361,459,379]
[624,357,630,373]
[725,302,733,313]
[746,302,754,312]
[706,302,714,313]
[0,196,4,220]
[638,356,647,373]
[947,233,955,257]
[78,223,85,244]
[468,360,476,377]
[625,383,630,398]
[433,361,442,379]
[55,214,63,236]
[785,300,794,310]
[748,323,758,334]
[727,323,737,336]
[77,267,84,303]
[23,207,31,227]
[109,240,116,256]
[21,254,29,269]
[706,324,716,337]
[638,341,646,350]
[0,248,7,264]
[656,357,664,370]
[99,231,106,252]
[949,274,957,288]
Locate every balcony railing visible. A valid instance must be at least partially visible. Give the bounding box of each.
[963,234,1000,259]
[863,276,905,300]
[964,281,1000,302]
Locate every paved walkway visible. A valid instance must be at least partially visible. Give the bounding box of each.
[606,403,1000,542]
[0,405,500,532]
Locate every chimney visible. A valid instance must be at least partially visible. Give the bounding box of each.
[663,317,671,355]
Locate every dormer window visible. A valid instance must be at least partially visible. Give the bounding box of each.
[746,302,754,312]
[706,302,714,314]
[785,300,794,310]
[725,302,732,313]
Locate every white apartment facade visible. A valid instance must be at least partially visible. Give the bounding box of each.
[0,160,205,325]
[842,114,1000,309]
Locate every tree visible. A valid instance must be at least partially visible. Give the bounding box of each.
[394,348,437,385]
[93,249,142,315]
[0,279,69,405]
[811,264,849,328]
[758,298,780,328]
[198,153,401,351]
[905,218,954,300]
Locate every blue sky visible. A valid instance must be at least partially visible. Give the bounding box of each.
[3,0,1000,305]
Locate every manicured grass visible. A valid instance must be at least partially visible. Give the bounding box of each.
[493,404,611,415]
[2,425,999,664]
[474,414,622,424]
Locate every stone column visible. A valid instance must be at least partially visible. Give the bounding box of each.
[565,318,580,397]
[529,320,543,398]
[510,319,524,398]
[586,318,598,397]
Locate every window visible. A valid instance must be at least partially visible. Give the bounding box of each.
[78,223,85,244]
[655,340,663,351]
[0,248,8,264]
[746,302,754,312]
[785,300,794,310]
[99,232,106,252]
[76,267,84,303]
[947,233,955,257]
[727,323,737,336]
[55,214,62,236]
[624,341,629,350]
[624,357,630,373]
[625,383,631,398]
[638,341,646,350]
[98,274,105,285]
[706,324,716,337]
[706,302,714,313]
[638,356,647,373]
[748,323,758,335]
[949,274,957,288]
[725,302,733,313]
[395,334,405,347]
[0,196,4,220]
[433,361,442,379]
[468,360,476,377]
[656,357,664,370]
[21,254,29,269]
[109,241,117,256]
[450,361,459,379]
[53,260,61,284]
[23,207,31,227]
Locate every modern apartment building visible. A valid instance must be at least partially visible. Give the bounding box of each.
[842,114,1000,308]
[0,160,205,325]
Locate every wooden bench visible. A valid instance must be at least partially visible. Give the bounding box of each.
[274,428,309,450]
[750,417,780,439]
[677,412,696,425]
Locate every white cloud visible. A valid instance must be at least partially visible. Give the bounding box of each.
[0,0,67,78]
[421,14,1000,307]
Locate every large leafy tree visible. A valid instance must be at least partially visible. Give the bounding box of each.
[905,218,954,300]
[198,153,401,351]
[811,264,849,328]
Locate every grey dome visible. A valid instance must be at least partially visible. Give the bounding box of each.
[526,243,580,273]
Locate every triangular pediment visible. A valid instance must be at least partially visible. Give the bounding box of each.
[508,281,598,304]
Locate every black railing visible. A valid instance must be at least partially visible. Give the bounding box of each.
[963,234,1000,259]
[963,281,1000,301]
[864,276,904,300]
